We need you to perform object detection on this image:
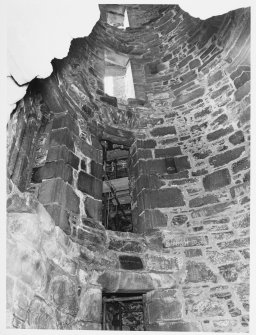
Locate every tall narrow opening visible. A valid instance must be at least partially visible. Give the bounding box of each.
[102,292,145,331]
[104,49,135,101]
[101,140,132,232]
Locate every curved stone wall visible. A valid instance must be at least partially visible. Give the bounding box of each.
[7,5,250,332]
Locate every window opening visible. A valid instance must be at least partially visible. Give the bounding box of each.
[102,292,145,331]
[104,49,135,101]
[101,140,132,232]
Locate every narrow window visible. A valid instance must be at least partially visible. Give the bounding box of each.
[101,140,132,232]
[104,49,135,101]
[102,293,145,331]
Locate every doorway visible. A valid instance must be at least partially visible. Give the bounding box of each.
[102,292,145,331]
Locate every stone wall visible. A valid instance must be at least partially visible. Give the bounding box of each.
[7,4,250,332]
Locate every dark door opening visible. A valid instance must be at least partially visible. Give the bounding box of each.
[101,140,133,232]
[102,293,145,331]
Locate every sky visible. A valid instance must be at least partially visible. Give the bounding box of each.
[2,0,252,118]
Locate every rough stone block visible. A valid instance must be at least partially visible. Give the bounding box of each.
[206,250,240,265]
[174,156,191,171]
[207,125,234,141]
[217,237,249,249]
[189,194,219,208]
[65,184,80,214]
[52,112,79,135]
[77,171,102,200]
[172,88,205,107]
[44,204,70,234]
[208,70,223,86]
[38,178,66,205]
[100,95,117,106]
[184,249,203,257]
[230,181,249,198]
[84,197,101,221]
[136,174,164,192]
[142,188,185,209]
[232,157,250,174]
[32,160,73,184]
[150,126,176,137]
[137,209,167,232]
[49,276,79,316]
[109,238,145,253]
[49,128,74,150]
[185,261,217,283]
[163,235,208,248]
[155,147,182,158]
[209,146,245,168]
[203,169,231,191]
[191,201,235,218]
[172,214,188,225]
[119,255,143,270]
[234,81,250,101]
[219,263,249,282]
[137,139,156,149]
[229,130,245,145]
[28,297,57,329]
[189,59,201,69]
[189,299,226,317]
[91,161,103,179]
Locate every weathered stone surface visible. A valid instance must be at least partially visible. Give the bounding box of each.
[232,157,250,174]
[109,238,145,253]
[76,287,102,323]
[150,126,176,137]
[77,171,102,199]
[49,128,74,151]
[65,184,80,214]
[207,126,234,141]
[163,235,208,248]
[100,95,117,106]
[209,146,245,168]
[192,201,235,218]
[203,169,231,191]
[147,321,202,332]
[32,161,73,184]
[230,181,249,198]
[174,156,191,171]
[27,296,57,329]
[119,255,144,270]
[189,194,219,208]
[217,237,249,249]
[147,297,182,323]
[84,197,101,221]
[52,112,79,135]
[145,254,181,272]
[155,146,182,158]
[49,276,79,316]
[172,88,205,107]
[229,130,245,145]
[136,209,167,232]
[208,70,223,86]
[219,263,249,282]
[138,188,185,209]
[234,81,250,101]
[184,249,203,257]
[137,139,156,148]
[189,299,226,317]
[46,145,79,170]
[172,214,188,226]
[206,250,240,265]
[185,261,217,283]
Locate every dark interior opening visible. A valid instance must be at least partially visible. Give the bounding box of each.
[102,292,145,331]
[101,140,133,232]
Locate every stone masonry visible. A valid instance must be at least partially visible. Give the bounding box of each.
[7,4,250,332]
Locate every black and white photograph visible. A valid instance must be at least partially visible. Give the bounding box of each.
[2,0,253,333]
